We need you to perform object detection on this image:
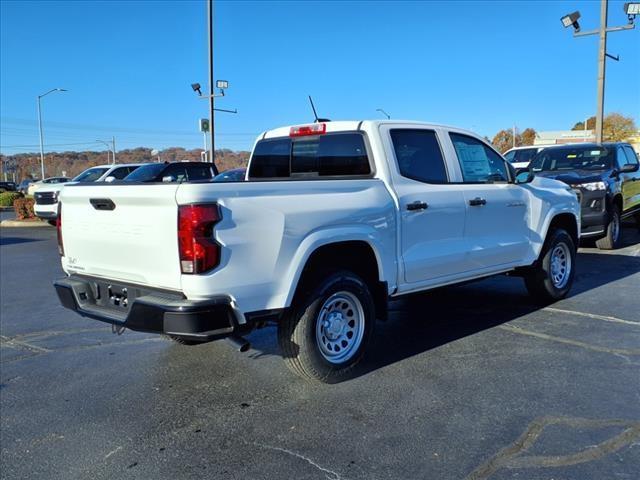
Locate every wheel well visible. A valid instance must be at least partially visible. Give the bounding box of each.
[548,213,578,247]
[293,241,388,320]
[611,194,622,212]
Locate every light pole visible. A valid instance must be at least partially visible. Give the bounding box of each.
[96,140,113,163]
[37,88,67,179]
[561,2,637,143]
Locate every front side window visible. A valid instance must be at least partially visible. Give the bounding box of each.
[109,167,134,180]
[73,167,109,182]
[390,129,448,183]
[162,164,187,182]
[186,165,214,180]
[449,133,509,183]
[623,146,639,166]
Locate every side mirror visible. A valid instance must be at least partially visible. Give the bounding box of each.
[162,175,175,183]
[104,176,116,183]
[620,163,639,173]
[515,169,534,184]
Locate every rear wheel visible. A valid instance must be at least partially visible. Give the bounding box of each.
[596,206,621,250]
[278,270,375,383]
[524,229,576,303]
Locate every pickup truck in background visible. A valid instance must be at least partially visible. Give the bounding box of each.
[54,120,580,383]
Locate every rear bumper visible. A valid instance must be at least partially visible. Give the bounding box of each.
[34,203,58,219]
[54,276,252,342]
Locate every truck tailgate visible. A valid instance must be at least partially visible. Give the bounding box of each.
[60,184,182,290]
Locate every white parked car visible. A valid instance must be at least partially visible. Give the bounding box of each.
[55,120,579,383]
[503,145,555,169]
[34,164,145,223]
[27,176,71,196]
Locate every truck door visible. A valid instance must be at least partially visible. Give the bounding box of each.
[446,132,530,271]
[384,127,471,285]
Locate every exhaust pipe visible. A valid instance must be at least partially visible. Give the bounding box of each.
[226,335,251,353]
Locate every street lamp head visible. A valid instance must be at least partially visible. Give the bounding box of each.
[561,11,581,32]
[216,80,229,90]
[57,88,67,92]
[624,3,640,23]
[191,83,202,95]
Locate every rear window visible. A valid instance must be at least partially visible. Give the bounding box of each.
[248,132,370,179]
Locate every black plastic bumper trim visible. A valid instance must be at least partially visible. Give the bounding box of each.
[54,276,251,342]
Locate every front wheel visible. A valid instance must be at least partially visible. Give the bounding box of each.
[278,270,376,383]
[524,229,576,304]
[595,206,621,250]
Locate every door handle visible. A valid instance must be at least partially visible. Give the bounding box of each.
[406,201,428,211]
[468,197,487,206]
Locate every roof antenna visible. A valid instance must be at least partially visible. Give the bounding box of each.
[308,95,331,123]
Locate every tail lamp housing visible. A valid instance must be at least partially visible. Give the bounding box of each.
[178,204,221,274]
[56,202,64,256]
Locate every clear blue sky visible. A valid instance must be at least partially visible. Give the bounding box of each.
[1,0,639,155]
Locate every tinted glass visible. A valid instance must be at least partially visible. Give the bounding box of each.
[316,133,370,176]
[390,129,447,183]
[186,165,214,180]
[449,133,509,182]
[623,146,639,165]
[513,148,538,163]
[73,167,109,182]
[123,163,166,181]
[529,146,614,172]
[162,164,187,182]
[249,133,370,179]
[249,138,291,178]
[110,167,134,180]
[504,150,516,162]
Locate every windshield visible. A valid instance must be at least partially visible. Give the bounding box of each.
[530,146,614,172]
[122,163,166,182]
[73,167,109,182]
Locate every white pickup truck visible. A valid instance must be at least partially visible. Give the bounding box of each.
[55,120,580,383]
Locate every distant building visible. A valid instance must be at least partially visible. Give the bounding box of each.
[534,130,595,145]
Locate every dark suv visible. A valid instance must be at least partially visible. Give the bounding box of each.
[529,143,640,249]
[123,161,218,183]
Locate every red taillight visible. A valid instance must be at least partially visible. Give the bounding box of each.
[178,204,221,274]
[289,123,326,137]
[57,202,64,256]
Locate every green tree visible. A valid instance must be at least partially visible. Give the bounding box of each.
[572,116,596,131]
[572,113,637,141]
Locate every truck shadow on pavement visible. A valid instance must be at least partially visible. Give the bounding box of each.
[0,236,45,246]
[359,247,639,378]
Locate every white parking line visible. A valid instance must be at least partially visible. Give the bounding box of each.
[544,307,640,326]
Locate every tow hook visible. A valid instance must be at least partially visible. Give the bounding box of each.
[226,335,251,352]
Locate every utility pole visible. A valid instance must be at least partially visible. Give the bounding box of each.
[37,88,67,179]
[112,136,116,164]
[561,1,637,144]
[208,0,215,165]
[595,0,608,143]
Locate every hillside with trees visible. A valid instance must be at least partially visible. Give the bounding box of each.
[0,148,250,181]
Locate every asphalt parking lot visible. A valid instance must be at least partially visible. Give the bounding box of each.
[1,224,639,480]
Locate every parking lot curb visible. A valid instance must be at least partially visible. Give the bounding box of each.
[0,219,51,228]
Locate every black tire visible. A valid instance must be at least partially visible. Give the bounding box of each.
[524,228,576,304]
[278,270,376,384]
[595,206,622,250]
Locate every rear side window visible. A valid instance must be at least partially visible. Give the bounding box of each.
[109,166,135,180]
[449,133,509,183]
[186,165,214,180]
[390,129,448,183]
[248,133,370,179]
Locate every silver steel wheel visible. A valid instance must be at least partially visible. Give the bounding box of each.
[611,212,620,242]
[550,242,572,288]
[315,291,365,364]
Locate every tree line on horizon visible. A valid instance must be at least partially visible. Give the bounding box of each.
[490,112,637,153]
[0,147,250,181]
[1,112,637,181]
